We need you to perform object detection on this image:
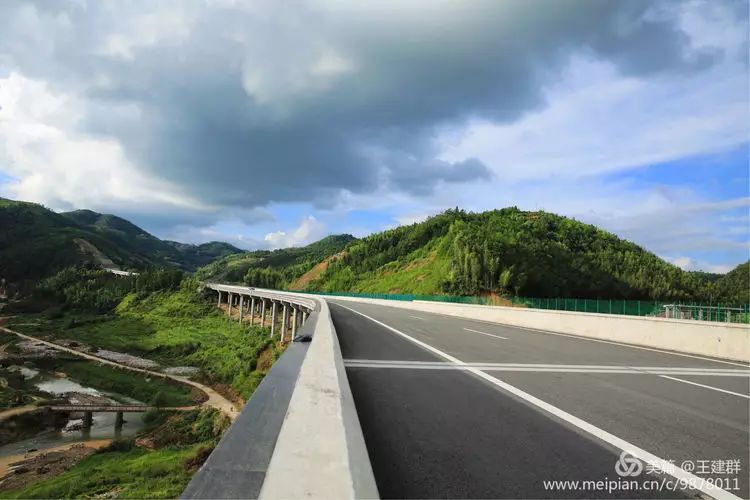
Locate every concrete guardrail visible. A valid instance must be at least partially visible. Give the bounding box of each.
[182,286,377,499]
[323,295,750,363]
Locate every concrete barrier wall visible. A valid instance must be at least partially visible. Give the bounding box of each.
[259,298,378,499]
[184,286,377,499]
[324,296,750,363]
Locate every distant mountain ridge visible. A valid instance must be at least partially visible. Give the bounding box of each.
[0,198,244,288]
[62,209,244,270]
[2,197,746,304]
[197,207,748,304]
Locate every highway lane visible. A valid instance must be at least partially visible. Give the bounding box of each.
[328,300,750,499]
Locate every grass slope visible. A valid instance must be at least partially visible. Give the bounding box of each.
[1,409,227,499]
[197,234,356,284]
[1,446,200,499]
[48,361,197,406]
[309,208,739,302]
[9,279,278,399]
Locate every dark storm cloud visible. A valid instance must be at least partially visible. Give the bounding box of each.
[0,0,727,214]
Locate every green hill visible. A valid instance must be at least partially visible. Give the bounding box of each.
[196,234,356,286]
[311,208,720,301]
[0,198,244,289]
[710,261,749,305]
[4,198,743,304]
[62,209,244,270]
[227,207,744,304]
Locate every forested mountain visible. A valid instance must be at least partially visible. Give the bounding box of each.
[63,209,244,269]
[3,198,744,304]
[196,234,356,287]
[711,261,750,305]
[0,198,244,289]
[281,208,744,304]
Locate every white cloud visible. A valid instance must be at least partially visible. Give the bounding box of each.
[668,256,733,274]
[0,0,746,274]
[264,216,326,249]
[98,6,196,60]
[439,55,746,183]
[0,72,208,213]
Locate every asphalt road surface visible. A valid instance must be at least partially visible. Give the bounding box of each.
[328,300,750,500]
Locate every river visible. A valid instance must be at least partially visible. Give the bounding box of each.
[0,366,147,458]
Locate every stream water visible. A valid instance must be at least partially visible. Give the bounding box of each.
[0,367,147,458]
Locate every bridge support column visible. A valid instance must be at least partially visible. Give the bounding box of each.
[271,301,277,337]
[83,411,93,428]
[261,300,267,327]
[292,306,298,338]
[238,295,244,323]
[282,304,288,340]
[250,297,256,325]
[115,411,124,430]
[227,293,233,317]
[217,291,222,308]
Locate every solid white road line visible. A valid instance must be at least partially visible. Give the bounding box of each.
[463,327,508,340]
[336,302,743,500]
[342,360,750,376]
[659,375,750,399]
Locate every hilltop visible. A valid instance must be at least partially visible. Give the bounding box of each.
[196,234,356,286]
[62,209,243,269]
[0,198,244,289]
[200,208,747,304]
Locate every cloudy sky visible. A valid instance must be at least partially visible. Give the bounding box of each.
[0,0,747,272]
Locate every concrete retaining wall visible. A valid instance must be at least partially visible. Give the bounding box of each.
[324,296,750,363]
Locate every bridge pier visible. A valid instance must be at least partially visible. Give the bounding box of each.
[227,293,233,317]
[261,300,267,327]
[271,301,277,337]
[82,411,93,428]
[282,303,289,340]
[217,291,222,308]
[238,295,244,323]
[292,306,298,338]
[115,411,124,430]
[250,297,256,325]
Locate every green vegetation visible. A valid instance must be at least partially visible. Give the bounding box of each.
[5,195,745,305]
[710,261,750,305]
[196,234,355,284]
[308,208,747,303]
[10,277,278,399]
[43,360,197,406]
[1,409,228,499]
[11,267,183,314]
[192,207,748,304]
[1,446,198,498]
[0,197,243,292]
[63,209,244,270]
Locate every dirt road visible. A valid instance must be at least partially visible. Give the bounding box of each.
[0,325,239,420]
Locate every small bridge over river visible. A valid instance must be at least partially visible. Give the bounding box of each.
[45,404,194,412]
[42,403,198,429]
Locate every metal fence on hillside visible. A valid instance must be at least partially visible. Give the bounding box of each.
[294,290,750,324]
